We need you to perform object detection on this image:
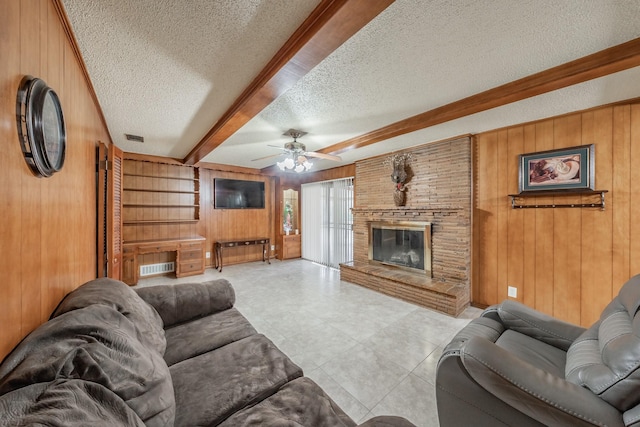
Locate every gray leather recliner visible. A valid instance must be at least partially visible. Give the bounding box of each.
[436,274,640,427]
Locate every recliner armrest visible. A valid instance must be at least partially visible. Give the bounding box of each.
[498,300,585,351]
[479,304,501,322]
[461,336,623,427]
[442,316,504,356]
[135,279,235,327]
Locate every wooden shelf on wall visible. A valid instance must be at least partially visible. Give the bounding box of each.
[123,188,199,194]
[123,204,200,208]
[122,160,201,244]
[123,173,199,182]
[508,190,608,210]
[123,219,200,225]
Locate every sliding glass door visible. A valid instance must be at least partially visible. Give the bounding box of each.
[301,178,354,268]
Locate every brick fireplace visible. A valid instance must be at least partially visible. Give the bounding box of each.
[340,136,471,316]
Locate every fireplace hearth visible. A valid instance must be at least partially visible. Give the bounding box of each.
[341,205,470,316]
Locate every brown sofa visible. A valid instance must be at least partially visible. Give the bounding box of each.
[0,277,414,426]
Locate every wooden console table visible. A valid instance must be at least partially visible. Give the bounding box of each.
[214,238,270,272]
[122,236,206,285]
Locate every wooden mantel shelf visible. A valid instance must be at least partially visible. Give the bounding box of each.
[351,206,466,213]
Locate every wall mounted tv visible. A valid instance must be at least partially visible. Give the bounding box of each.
[214,178,265,209]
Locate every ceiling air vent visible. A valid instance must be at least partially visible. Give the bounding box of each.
[125,133,144,143]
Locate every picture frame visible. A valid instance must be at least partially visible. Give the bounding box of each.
[519,144,594,193]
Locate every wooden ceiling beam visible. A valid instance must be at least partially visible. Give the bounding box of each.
[183,0,395,165]
[319,37,640,155]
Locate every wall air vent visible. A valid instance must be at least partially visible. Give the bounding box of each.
[140,262,174,277]
[125,133,144,143]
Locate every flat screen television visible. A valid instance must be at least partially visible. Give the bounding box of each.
[214,178,265,209]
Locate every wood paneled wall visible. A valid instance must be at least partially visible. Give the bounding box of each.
[199,167,277,267]
[473,101,640,326]
[117,160,355,270]
[1,0,110,360]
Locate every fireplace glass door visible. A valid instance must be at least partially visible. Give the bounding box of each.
[369,221,431,276]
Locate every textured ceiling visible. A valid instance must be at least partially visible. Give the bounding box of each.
[62,0,640,172]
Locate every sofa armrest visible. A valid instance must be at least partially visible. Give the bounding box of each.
[442,316,505,356]
[357,416,416,427]
[479,304,501,322]
[461,336,623,427]
[498,300,586,351]
[135,279,235,327]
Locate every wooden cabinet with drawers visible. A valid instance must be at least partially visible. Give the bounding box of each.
[122,236,205,285]
[177,240,205,277]
[279,234,301,260]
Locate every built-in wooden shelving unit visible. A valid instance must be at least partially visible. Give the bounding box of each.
[121,160,205,284]
[122,166,200,230]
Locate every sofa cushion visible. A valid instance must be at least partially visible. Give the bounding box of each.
[0,379,145,427]
[170,334,303,427]
[218,377,356,427]
[0,305,175,426]
[566,274,640,411]
[135,279,235,327]
[163,307,257,365]
[52,277,166,355]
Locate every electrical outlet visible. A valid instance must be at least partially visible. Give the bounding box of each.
[508,286,517,298]
[271,245,275,251]
[205,251,211,259]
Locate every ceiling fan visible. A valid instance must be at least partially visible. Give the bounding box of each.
[252,129,341,172]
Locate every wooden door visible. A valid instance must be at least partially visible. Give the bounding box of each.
[108,144,123,280]
[97,142,123,279]
[97,143,108,277]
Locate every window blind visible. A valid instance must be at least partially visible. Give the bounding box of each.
[301,177,353,268]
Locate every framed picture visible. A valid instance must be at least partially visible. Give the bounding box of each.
[519,144,594,193]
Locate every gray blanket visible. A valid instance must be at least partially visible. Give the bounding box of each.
[0,305,175,426]
[0,379,145,426]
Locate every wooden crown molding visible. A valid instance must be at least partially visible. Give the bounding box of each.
[123,152,185,165]
[197,162,265,175]
[182,0,395,165]
[57,0,640,168]
[318,37,640,156]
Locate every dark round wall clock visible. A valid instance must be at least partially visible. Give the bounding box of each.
[16,76,66,178]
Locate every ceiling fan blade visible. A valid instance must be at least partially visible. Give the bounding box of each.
[251,153,283,161]
[305,152,341,162]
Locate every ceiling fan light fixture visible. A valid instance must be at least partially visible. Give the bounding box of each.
[254,129,330,173]
[284,157,295,169]
[277,154,313,173]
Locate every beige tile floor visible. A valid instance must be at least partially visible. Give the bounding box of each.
[137,259,482,427]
